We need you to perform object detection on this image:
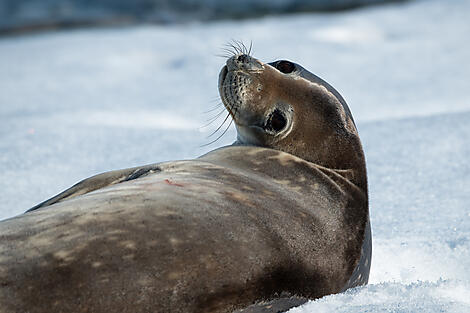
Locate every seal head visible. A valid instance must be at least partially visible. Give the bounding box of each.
[219,54,367,191]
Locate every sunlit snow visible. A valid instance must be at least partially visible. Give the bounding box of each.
[1,0,469,311]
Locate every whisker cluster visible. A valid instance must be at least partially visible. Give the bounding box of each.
[217,39,253,59]
[202,40,253,147]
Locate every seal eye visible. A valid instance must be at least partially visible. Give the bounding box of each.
[265,109,287,133]
[276,61,295,74]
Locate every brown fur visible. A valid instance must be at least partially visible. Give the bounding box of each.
[0,54,370,313]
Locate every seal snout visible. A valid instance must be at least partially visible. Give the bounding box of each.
[218,53,296,146]
[218,54,263,123]
[226,54,264,72]
[218,54,264,111]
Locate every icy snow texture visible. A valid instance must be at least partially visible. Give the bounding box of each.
[1,0,470,311]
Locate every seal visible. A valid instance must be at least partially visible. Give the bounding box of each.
[0,53,370,313]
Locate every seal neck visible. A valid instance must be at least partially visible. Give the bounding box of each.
[320,132,368,194]
[289,83,368,194]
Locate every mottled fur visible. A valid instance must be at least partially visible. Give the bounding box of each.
[0,54,370,313]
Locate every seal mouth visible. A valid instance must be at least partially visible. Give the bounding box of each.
[218,64,237,119]
[219,65,228,88]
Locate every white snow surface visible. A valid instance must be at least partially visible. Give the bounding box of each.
[1,0,470,311]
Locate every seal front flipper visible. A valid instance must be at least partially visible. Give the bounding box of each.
[25,164,161,213]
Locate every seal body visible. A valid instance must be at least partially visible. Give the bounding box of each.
[0,53,370,313]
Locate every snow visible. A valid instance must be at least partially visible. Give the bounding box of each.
[290,280,470,312]
[1,0,470,311]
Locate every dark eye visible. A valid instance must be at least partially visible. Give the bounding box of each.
[265,109,287,133]
[276,61,295,74]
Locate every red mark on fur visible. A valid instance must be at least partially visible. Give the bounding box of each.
[164,179,184,187]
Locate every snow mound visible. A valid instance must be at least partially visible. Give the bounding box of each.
[290,280,470,313]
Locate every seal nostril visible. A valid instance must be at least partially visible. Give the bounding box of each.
[265,109,287,133]
[237,54,249,63]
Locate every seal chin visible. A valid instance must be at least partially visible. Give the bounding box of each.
[234,107,293,146]
[235,124,267,146]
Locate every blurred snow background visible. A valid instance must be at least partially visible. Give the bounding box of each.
[0,0,407,33]
[1,0,470,311]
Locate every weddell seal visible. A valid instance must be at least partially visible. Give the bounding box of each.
[0,49,371,313]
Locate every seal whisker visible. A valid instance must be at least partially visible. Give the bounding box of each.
[203,103,224,114]
[199,107,228,132]
[199,116,224,130]
[209,96,224,103]
[203,108,227,125]
[216,53,234,59]
[227,40,243,55]
[248,40,253,56]
[219,44,236,58]
[234,40,247,55]
[240,41,247,55]
[235,40,244,55]
[217,117,234,140]
[224,42,237,55]
[202,113,226,127]
[243,41,249,55]
[206,111,233,139]
[217,47,238,58]
[221,46,237,54]
[224,40,251,57]
[200,116,234,147]
[232,41,242,55]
